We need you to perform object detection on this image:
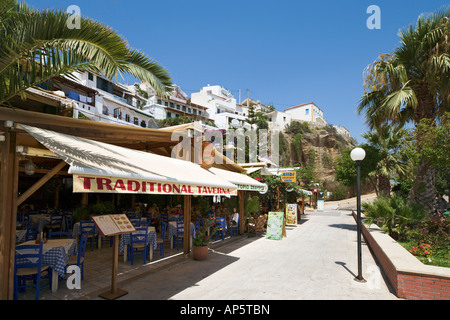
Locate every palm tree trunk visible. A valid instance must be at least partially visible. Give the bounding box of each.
[408,161,436,211]
[408,87,437,212]
[378,175,391,196]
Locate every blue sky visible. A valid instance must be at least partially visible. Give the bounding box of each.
[31,0,449,143]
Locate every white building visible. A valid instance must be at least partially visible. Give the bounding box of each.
[284,102,326,126]
[145,85,213,124]
[266,110,291,131]
[191,85,250,130]
[333,125,351,138]
[52,71,158,128]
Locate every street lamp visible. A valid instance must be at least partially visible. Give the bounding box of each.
[350,147,366,282]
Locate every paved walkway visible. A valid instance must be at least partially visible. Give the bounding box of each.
[112,208,399,300]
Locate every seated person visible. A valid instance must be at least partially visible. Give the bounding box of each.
[206,205,216,218]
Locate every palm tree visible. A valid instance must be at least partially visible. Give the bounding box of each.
[361,126,409,196]
[0,0,172,105]
[358,7,449,210]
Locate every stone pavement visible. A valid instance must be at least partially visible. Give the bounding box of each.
[111,208,399,300]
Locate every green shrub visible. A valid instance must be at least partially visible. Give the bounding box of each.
[362,195,426,238]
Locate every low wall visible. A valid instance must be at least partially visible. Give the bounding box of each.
[352,212,450,300]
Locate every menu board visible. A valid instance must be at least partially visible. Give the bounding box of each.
[286,204,297,225]
[265,212,284,240]
[92,214,136,236]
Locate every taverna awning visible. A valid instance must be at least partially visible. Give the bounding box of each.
[207,167,268,194]
[20,124,237,196]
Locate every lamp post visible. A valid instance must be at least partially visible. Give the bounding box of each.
[350,147,366,283]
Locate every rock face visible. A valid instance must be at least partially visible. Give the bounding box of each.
[280,127,355,182]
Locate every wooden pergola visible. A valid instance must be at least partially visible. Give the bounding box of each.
[0,106,247,300]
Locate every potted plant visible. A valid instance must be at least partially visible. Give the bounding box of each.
[192,217,217,260]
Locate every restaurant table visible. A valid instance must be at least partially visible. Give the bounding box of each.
[29,214,51,232]
[16,239,78,292]
[120,226,157,262]
[168,221,196,249]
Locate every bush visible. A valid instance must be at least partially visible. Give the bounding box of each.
[362,195,426,239]
[329,184,348,201]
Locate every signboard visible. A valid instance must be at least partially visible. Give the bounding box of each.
[266,212,284,240]
[317,200,324,211]
[73,174,235,196]
[92,214,136,236]
[281,171,296,183]
[286,204,297,225]
[235,183,268,193]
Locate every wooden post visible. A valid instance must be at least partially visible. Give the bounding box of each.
[0,130,19,300]
[98,235,128,300]
[183,195,191,254]
[238,190,245,234]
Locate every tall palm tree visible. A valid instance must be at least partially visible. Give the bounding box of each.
[358,7,449,210]
[0,0,172,105]
[361,126,409,196]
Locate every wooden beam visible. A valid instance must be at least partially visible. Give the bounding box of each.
[0,130,19,300]
[17,160,66,207]
[183,195,191,254]
[238,190,245,234]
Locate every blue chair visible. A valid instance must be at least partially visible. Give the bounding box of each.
[65,216,74,236]
[129,228,149,265]
[25,224,38,241]
[14,242,51,300]
[230,215,239,237]
[66,233,88,280]
[80,221,97,251]
[49,215,73,239]
[195,216,203,233]
[155,222,167,258]
[174,217,184,251]
[214,217,226,241]
[49,213,63,232]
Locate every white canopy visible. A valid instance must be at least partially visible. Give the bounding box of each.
[20,124,237,196]
[207,167,268,194]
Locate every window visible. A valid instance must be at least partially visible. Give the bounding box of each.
[170,102,174,108]
[305,108,309,115]
[164,101,168,106]
[88,72,94,81]
[97,77,113,94]
[133,117,139,125]
[188,108,191,113]
[157,99,162,105]
[167,111,172,118]
[125,114,130,122]
[182,106,186,112]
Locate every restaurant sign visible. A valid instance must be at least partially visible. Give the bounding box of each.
[235,183,268,193]
[73,175,236,196]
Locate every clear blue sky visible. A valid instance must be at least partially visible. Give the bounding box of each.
[32,0,449,143]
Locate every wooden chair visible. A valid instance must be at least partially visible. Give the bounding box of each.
[248,214,267,235]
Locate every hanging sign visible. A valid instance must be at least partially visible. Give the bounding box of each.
[266,212,284,240]
[281,171,296,183]
[286,204,298,225]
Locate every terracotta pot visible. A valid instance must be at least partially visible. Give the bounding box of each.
[193,245,208,260]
